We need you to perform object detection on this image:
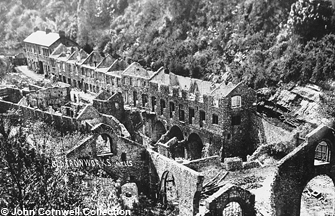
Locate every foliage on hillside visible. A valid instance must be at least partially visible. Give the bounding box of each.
[0,114,84,209]
[2,0,335,88]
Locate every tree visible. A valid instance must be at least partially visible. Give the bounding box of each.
[287,0,333,41]
[116,0,128,13]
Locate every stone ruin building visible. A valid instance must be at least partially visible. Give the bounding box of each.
[0,29,333,215]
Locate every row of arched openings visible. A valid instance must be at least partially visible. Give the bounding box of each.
[153,121,204,160]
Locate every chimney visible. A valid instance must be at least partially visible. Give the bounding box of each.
[59,30,65,38]
[164,68,169,74]
[45,28,51,34]
[34,27,40,32]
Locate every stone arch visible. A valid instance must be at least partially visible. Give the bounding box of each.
[300,174,335,216]
[222,201,243,216]
[187,133,203,160]
[91,123,120,156]
[158,171,179,207]
[152,120,166,143]
[206,184,255,216]
[95,133,117,155]
[168,125,184,141]
[167,125,185,158]
[218,195,254,216]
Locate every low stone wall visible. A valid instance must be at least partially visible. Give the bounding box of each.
[243,160,261,169]
[0,99,81,132]
[183,155,221,171]
[223,157,243,171]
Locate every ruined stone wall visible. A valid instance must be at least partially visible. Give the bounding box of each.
[26,86,70,110]
[148,83,223,157]
[250,113,296,149]
[0,100,80,132]
[93,92,124,121]
[2,88,22,103]
[121,76,150,110]
[105,137,150,193]
[104,75,122,95]
[147,149,204,216]
[221,85,256,160]
[66,132,150,195]
[145,82,256,160]
[271,125,335,216]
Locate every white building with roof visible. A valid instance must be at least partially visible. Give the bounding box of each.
[23,29,78,76]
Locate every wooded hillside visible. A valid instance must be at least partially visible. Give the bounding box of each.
[2,0,335,89]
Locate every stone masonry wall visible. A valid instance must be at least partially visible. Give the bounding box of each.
[148,149,204,216]
[271,124,335,216]
[66,129,150,195]
[93,92,125,121]
[0,100,80,132]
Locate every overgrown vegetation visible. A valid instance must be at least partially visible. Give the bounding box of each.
[2,0,335,89]
[0,113,84,209]
[0,111,127,211]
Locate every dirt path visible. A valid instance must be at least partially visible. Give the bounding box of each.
[16,66,44,82]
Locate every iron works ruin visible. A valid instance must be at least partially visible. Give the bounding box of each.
[1,29,335,215]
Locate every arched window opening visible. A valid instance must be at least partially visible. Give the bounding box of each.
[222,201,242,216]
[96,134,114,155]
[152,121,166,144]
[159,171,179,208]
[187,133,203,160]
[314,141,331,166]
[231,95,242,108]
[166,126,184,158]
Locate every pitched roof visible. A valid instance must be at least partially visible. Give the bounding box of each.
[106,70,123,78]
[76,104,101,121]
[23,30,60,47]
[82,51,104,68]
[67,49,89,64]
[150,67,219,97]
[211,82,241,98]
[189,79,215,96]
[97,54,116,69]
[123,62,154,79]
[50,44,77,61]
[149,67,169,85]
[96,58,128,76]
